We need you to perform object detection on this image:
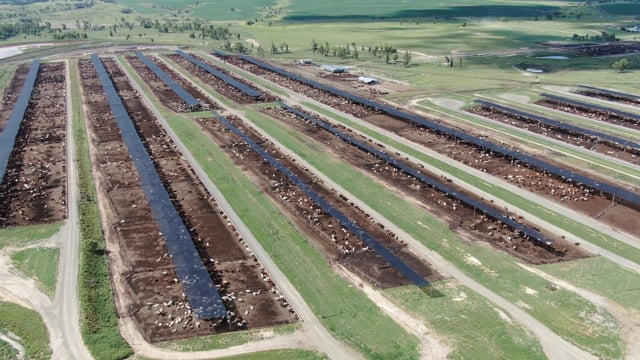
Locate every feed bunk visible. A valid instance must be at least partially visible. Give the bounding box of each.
[134,51,201,111]
[279,103,554,247]
[91,54,226,319]
[236,54,640,208]
[474,99,640,153]
[0,59,40,181]
[540,93,640,125]
[211,111,430,287]
[176,50,262,99]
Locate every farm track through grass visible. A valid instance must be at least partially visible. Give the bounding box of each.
[386,283,546,360]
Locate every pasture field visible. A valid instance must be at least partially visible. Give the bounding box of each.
[116,0,278,21]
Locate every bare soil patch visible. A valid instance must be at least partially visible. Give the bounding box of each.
[539,41,640,57]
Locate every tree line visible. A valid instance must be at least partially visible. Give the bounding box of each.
[310,39,412,66]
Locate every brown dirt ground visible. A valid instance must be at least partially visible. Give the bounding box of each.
[78,57,297,344]
[198,114,441,288]
[0,62,67,226]
[539,41,640,57]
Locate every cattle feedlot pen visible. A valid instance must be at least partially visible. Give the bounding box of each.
[91,54,227,319]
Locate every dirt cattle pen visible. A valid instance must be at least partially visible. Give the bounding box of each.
[125,54,216,113]
[198,113,440,288]
[167,53,277,104]
[0,64,31,131]
[78,57,297,343]
[262,105,589,264]
[577,87,640,108]
[468,104,640,166]
[222,54,639,241]
[0,62,67,226]
[537,96,640,132]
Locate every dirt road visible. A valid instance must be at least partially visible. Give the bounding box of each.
[54,59,93,359]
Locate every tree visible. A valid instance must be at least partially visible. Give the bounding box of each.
[403,50,411,67]
[611,58,629,73]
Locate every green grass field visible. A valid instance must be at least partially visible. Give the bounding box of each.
[0,223,62,251]
[0,302,50,360]
[387,283,546,360]
[10,248,59,298]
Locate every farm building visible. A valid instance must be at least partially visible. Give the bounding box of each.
[358,76,380,85]
[321,64,348,73]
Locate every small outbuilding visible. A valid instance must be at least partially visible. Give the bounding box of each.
[321,64,347,73]
[358,76,380,85]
